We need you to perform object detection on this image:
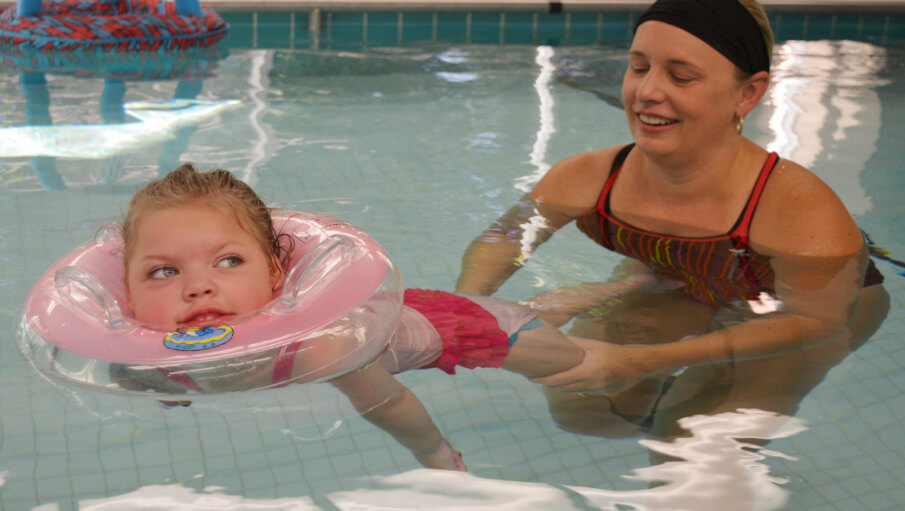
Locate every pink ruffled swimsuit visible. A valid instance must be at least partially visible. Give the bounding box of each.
[271,289,538,384]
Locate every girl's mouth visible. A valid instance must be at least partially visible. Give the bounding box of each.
[181,310,231,326]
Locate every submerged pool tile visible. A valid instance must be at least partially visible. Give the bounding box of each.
[35,475,75,500]
[535,13,567,46]
[239,467,278,492]
[470,12,504,44]
[886,15,905,41]
[400,12,435,43]
[435,12,468,43]
[804,13,837,40]
[489,442,528,466]
[36,453,68,478]
[221,12,255,48]
[366,12,401,45]
[773,13,809,41]
[502,12,536,45]
[567,13,602,45]
[815,481,852,502]
[330,12,365,45]
[599,12,636,42]
[67,472,108,497]
[857,492,898,511]
[358,445,397,472]
[256,12,296,48]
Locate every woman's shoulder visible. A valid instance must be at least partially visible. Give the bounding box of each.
[531,145,628,209]
[752,156,863,257]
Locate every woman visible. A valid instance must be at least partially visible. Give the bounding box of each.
[456,0,889,438]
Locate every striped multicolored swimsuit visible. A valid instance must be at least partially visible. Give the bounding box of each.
[577,144,779,309]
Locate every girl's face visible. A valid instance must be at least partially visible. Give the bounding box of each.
[622,21,745,159]
[124,204,283,330]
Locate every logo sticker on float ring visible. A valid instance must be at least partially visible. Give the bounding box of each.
[163,325,234,351]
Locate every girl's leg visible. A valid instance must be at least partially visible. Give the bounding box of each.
[465,295,584,379]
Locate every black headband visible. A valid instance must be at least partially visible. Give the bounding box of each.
[634,0,770,75]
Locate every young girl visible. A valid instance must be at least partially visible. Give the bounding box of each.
[120,164,652,471]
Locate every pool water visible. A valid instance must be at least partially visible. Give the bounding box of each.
[1,36,904,510]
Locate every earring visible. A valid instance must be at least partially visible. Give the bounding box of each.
[736,116,745,135]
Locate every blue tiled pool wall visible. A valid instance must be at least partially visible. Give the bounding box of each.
[218,9,905,50]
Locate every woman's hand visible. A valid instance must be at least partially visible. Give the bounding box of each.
[532,338,656,394]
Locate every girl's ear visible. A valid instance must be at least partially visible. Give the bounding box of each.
[122,268,133,309]
[270,255,286,293]
[737,70,770,119]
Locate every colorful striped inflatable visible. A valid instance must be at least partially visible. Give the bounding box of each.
[0,0,227,51]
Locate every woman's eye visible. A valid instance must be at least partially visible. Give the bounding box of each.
[672,74,693,83]
[217,255,243,268]
[149,266,179,279]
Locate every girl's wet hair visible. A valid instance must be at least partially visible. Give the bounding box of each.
[122,163,292,276]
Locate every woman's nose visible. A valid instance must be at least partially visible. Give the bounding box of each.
[636,69,666,102]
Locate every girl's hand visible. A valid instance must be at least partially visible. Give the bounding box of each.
[416,438,467,471]
[532,338,654,395]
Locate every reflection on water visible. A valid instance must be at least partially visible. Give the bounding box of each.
[337,410,805,511]
[79,484,322,510]
[626,409,806,511]
[0,40,902,510]
[763,40,888,217]
[71,410,802,511]
[0,46,231,190]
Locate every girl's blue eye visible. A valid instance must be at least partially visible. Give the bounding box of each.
[217,255,243,268]
[150,266,179,279]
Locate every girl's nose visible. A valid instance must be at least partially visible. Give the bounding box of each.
[183,277,216,300]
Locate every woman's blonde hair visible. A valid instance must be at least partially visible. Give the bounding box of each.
[739,0,775,72]
[121,164,291,276]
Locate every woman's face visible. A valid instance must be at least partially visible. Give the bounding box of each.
[622,21,745,159]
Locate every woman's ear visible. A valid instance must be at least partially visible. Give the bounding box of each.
[737,70,770,119]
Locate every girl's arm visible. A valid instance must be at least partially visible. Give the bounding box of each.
[329,362,465,471]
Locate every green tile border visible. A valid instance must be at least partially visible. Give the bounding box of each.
[218,9,905,49]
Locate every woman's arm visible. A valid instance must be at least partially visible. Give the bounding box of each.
[522,269,663,327]
[455,194,556,296]
[456,148,619,295]
[535,161,875,393]
[536,249,868,394]
[329,362,465,470]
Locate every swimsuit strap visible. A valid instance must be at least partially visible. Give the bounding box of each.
[727,152,780,297]
[730,151,780,249]
[599,146,780,248]
[595,143,635,250]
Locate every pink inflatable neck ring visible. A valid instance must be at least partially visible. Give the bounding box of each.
[19,210,403,398]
